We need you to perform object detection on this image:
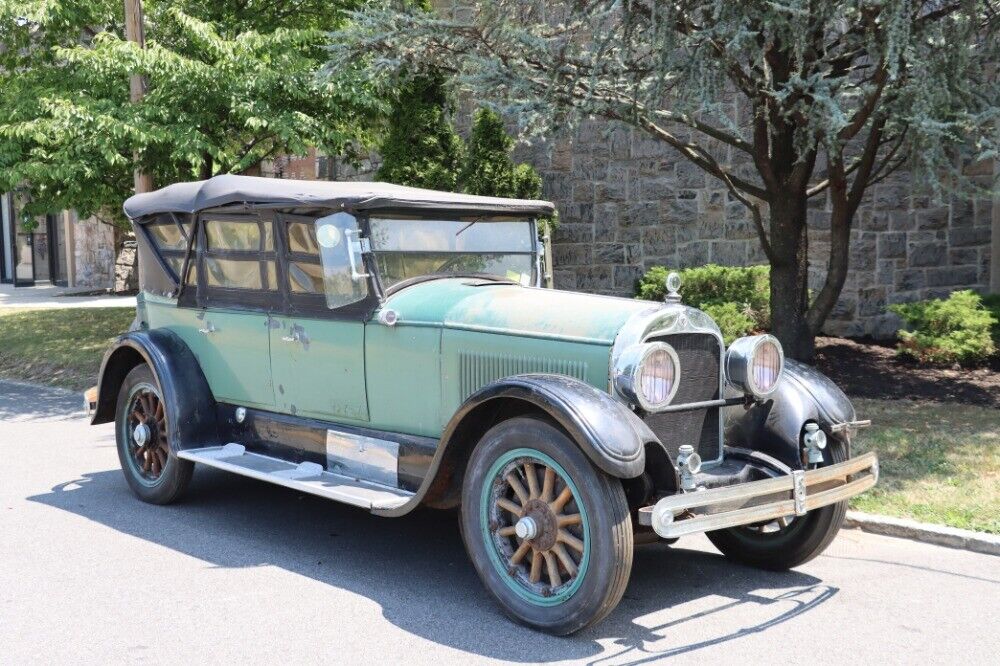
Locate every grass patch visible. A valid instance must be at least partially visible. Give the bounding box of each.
[0,308,135,391]
[850,398,1000,534]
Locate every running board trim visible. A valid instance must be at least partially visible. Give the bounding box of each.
[177,444,413,511]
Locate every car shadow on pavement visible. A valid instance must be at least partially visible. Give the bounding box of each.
[30,466,837,663]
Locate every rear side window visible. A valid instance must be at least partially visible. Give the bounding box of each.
[201,217,277,292]
[144,217,195,285]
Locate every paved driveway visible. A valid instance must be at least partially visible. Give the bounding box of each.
[0,282,136,309]
[1,380,997,664]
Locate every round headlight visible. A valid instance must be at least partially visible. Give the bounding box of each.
[725,334,784,398]
[615,342,680,411]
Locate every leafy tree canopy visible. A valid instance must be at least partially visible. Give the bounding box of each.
[328,0,1000,359]
[0,0,382,225]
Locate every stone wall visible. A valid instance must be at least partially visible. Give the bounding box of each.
[72,213,115,288]
[510,120,996,339]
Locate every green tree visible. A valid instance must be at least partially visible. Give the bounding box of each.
[328,1,1000,361]
[376,72,464,190]
[0,0,380,226]
[462,108,541,200]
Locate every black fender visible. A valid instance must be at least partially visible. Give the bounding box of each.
[375,373,662,517]
[724,359,856,469]
[90,329,219,452]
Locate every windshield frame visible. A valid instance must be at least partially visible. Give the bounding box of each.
[365,213,540,295]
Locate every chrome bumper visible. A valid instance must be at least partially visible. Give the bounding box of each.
[638,452,879,539]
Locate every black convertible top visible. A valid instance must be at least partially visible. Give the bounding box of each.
[123,174,555,219]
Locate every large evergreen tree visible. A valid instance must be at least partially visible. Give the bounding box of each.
[376,72,464,190]
[328,1,1000,360]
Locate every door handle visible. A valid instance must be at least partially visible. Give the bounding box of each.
[198,323,216,334]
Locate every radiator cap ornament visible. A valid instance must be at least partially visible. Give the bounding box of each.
[665,271,682,303]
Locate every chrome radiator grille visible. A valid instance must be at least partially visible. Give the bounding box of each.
[642,333,722,463]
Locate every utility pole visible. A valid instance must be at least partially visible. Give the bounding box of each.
[123,0,153,194]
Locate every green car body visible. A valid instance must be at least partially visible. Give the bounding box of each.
[143,279,648,437]
[91,175,877,635]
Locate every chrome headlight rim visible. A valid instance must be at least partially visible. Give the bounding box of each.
[725,334,784,399]
[614,341,681,412]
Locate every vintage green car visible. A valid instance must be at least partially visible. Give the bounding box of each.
[90,175,878,635]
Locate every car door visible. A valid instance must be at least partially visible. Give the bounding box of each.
[269,212,371,422]
[183,214,277,409]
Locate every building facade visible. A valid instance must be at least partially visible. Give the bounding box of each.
[1,193,115,289]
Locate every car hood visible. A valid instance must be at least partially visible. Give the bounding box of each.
[382,278,655,345]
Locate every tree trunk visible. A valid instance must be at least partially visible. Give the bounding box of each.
[767,196,815,362]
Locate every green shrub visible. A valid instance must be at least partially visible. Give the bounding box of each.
[982,293,1000,348]
[699,302,757,345]
[637,264,770,342]
[889,290,997,365]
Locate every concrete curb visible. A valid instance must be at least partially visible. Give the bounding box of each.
[844,511,1000,556]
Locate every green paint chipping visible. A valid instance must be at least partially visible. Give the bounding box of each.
[480,448,591,606]
[385,278,650,344]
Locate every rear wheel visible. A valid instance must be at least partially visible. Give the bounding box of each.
[707,437,848,570]
[115,364,193,504]
[460,417,633,635]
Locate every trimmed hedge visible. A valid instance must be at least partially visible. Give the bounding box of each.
[637,264,769,343]
[889,290,997,365]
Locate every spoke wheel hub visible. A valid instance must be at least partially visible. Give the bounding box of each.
[520,499,559,551]
[132,422,151,447]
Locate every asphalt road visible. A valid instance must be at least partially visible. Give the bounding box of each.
[1,380,997,665]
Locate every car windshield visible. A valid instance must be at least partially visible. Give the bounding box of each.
[369,217,536,288]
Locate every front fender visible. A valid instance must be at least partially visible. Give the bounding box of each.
[90,329,218,452]
[724,359,856,469]
[374,373,662,517]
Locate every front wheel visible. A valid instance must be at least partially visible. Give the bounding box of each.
[115,364,194,504]
[459,417,633,635]
[707,438,848,570]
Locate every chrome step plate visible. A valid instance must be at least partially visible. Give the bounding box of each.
[177,443,413,511]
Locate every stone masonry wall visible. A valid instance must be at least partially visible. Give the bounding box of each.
[509,120,995,339]
[72,213,115,288]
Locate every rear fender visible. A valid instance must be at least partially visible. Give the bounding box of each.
[91,329,218,452]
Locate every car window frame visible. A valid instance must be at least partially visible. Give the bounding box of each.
[366,213,540,289]
[193,212,280,311]
[273,211,379,320]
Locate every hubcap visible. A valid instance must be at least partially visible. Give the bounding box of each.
[482,449,590,606]
[514,516,538,540]
[132,423,150,447]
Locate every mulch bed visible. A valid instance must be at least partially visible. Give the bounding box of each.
[814,336,1000,409]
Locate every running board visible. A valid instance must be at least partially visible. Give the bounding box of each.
[176,444,413,511]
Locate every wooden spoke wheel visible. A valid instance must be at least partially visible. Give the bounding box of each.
[484,451,590,602]
[461,416,634,635]
[125,385,169,482]
[115,364,193,504]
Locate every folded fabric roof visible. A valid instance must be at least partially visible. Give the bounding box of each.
[123,174,555,219]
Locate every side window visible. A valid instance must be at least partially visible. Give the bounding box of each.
[280,212,368,310]
[201,217,277,291]
[144,216,197,286]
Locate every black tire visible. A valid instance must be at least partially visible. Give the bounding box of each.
[115,364,194,504]
[459,417,633,635]
[706,438,848,570]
